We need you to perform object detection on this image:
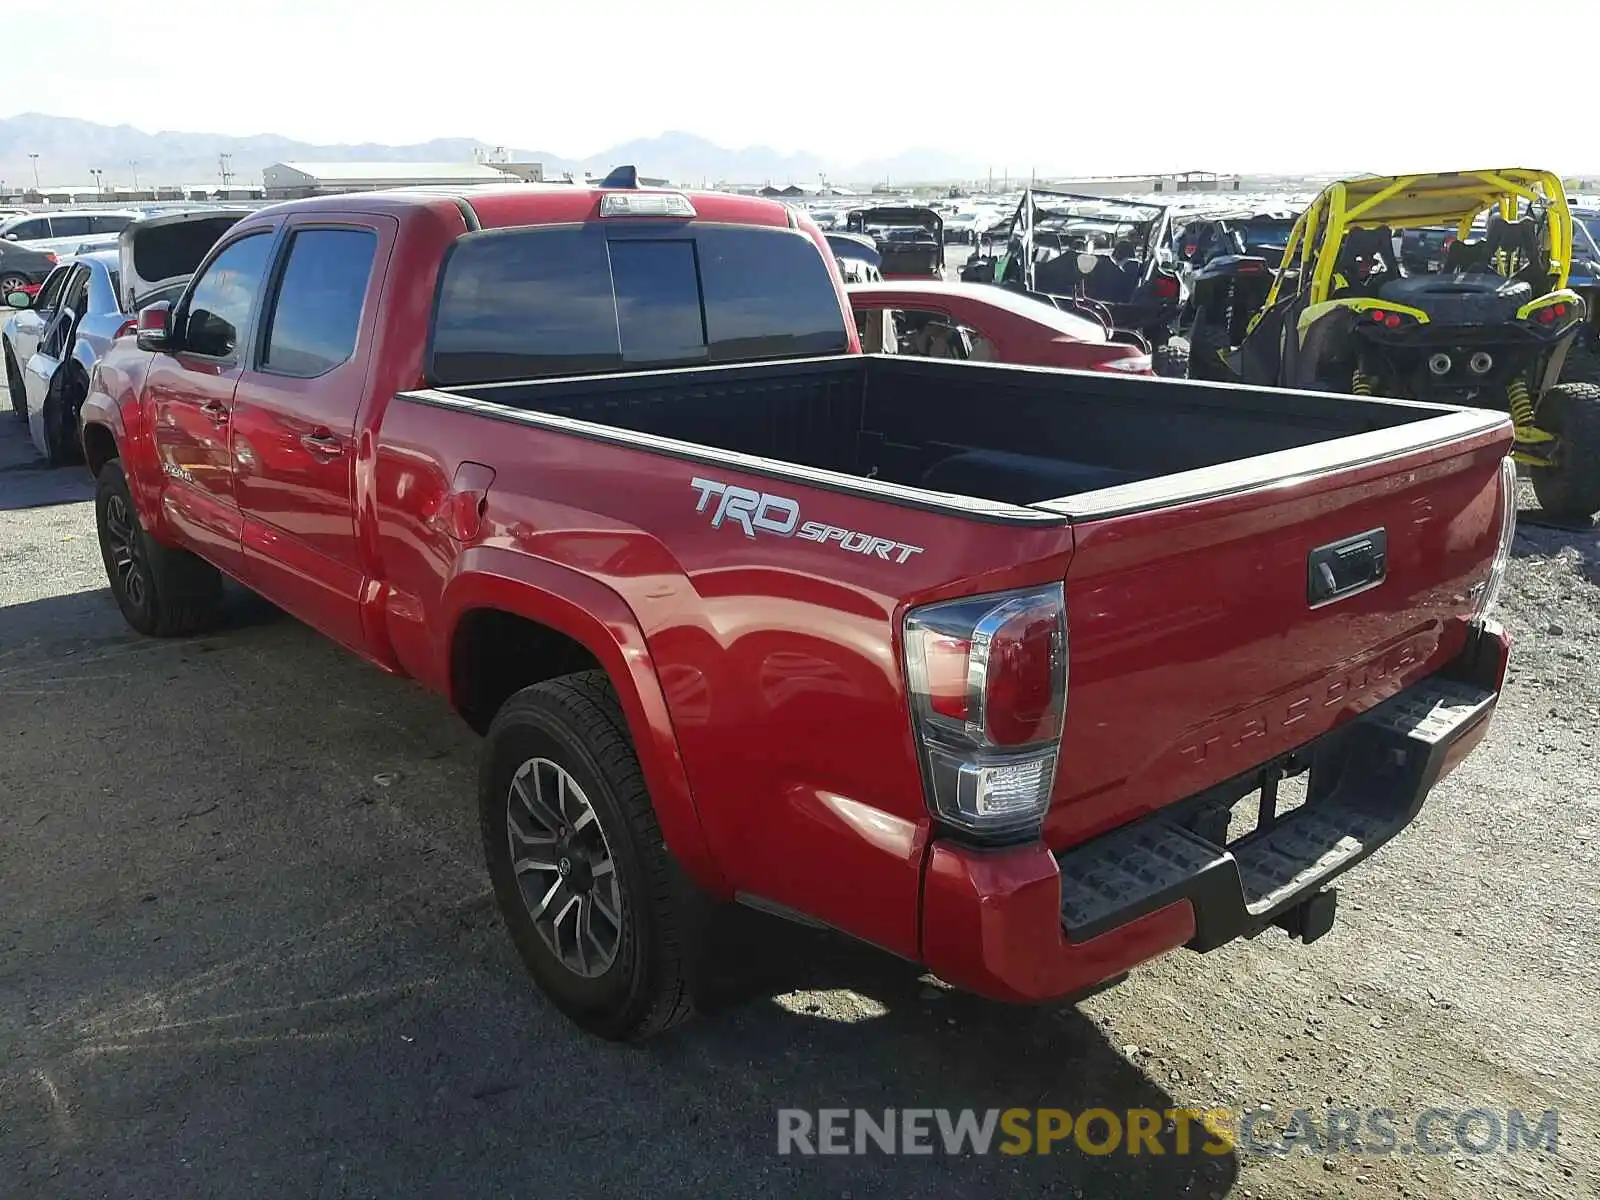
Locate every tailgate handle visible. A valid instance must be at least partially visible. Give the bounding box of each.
[1307,528,1387,606]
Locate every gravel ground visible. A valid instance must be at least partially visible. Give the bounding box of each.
[1,384,1597,1199]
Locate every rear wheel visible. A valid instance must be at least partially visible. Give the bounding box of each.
[0,273,29,299]
[481,671,697,1040]
[1530,382,1600,522]
[95,460,223,636]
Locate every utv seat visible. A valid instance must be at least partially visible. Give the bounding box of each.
[1086,256,1139,303]
[1331,226,1401,297]
[921,448,1140,506]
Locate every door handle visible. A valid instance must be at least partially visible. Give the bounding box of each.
[300,431,344,458]
[201,400,229,425]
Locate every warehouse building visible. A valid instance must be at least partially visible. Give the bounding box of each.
[262,161,536,200]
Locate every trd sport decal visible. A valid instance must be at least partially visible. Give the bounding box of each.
[690,477,924,564]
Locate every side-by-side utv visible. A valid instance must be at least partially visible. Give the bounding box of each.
[844,207,945,279]
[1188,169,1599,520]
[995,190,1183,347]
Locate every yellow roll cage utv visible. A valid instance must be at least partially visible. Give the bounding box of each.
[1216,169,1598,519]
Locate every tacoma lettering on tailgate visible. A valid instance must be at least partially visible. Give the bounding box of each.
[1178,635,1429,766]
[690,477,924,564]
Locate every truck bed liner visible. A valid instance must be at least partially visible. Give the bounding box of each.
[420,354,1484,517]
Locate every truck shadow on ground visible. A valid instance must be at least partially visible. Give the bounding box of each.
[2,585,1241,1198]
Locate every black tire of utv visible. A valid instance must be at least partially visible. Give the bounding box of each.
[1152,341,1189,379]
[94,460,223,636]
[1531,383,1600,521]
[1187,321,1231,381]
[481,671,695,1041]
[4,342,24,421]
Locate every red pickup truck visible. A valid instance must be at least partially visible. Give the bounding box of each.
[79,173,1517,1041]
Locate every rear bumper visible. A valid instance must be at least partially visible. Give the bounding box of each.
[919,622,1511,1003]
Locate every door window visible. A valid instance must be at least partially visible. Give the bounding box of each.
[180,233,274,359]
[882,308,982,360]
[32,265,74,312]
[260,228,378,376]
[4,218,50,241]
[43,267,91,356]
[50,216,92,237]
[89,214,135,234]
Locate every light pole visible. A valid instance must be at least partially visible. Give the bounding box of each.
[129,160,140,190]
[90,168,104,198]
[28,153,40,191]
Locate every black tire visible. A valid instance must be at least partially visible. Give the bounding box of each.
[1188,320,1231,381]
[1530,382,1600,521]
[94,460,223,636]
[1152,340,1189,378]
[4,340,24,421]
[481,671,696,1040]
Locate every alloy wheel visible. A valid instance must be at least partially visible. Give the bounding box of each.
[103,493,146,610]
[506,756,623,978]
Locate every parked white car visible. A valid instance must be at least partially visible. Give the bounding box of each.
[0,209,140,257]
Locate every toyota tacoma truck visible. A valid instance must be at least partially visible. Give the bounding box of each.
[78,172,1517,1041]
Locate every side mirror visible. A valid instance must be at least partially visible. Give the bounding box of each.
[5,290,31,309]
[135,301,173,352]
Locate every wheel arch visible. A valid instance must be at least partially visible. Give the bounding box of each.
[441,549,729,896]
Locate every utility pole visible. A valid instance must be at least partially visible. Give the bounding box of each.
[28,153,40,191]
[218,153,234,189]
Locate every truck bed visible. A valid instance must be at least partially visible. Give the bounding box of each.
[414,354,1488,519]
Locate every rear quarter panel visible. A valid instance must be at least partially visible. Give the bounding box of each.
[371,398,1075,958]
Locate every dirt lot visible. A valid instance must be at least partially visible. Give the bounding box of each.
[2,406,1597,1200]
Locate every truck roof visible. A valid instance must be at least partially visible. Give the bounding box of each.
[248,183,796,232]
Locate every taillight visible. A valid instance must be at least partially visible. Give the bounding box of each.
[113,318,137,339]
[903,584,1067,839]
[1472,456,1517,623]
[1093,353,1153,374]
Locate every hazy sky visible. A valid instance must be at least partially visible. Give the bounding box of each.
[10,0,1598,174]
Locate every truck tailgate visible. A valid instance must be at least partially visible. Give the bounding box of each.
[1043,418,1512,851]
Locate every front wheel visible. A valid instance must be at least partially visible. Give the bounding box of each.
[481,671,697,1040]
[95,460,223,635]
[1530,382,1600,522]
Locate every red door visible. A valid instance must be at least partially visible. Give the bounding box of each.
[146,231,278,578]
[229,218,392,653]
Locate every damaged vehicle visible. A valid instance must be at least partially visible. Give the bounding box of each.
[2,209,246,463]
[845,206,945,279]
[1193,169,1599,520]
[998,190,1183,347]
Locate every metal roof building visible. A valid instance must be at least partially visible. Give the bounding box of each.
[263,161,527,199]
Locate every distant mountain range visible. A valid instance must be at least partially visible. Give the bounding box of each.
[0,113,982,190]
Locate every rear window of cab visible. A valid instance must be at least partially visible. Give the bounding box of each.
[429,223,850,385]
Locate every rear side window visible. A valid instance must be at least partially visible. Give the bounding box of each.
[260,228,378,376]
[430,223,848,385]
[89,214,134,234]
[50,216,91,237]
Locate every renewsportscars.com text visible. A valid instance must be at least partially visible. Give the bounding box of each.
[776,1107,1560,1158]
